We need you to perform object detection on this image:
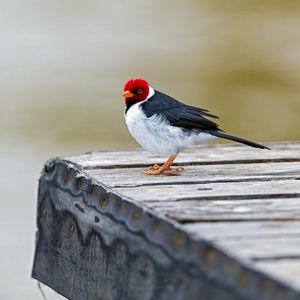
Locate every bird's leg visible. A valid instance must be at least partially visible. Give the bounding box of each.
[144,154,183,175]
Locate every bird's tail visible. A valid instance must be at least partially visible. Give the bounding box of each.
[207,131,270,150]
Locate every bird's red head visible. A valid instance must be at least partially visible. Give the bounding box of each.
[122,79,150,104]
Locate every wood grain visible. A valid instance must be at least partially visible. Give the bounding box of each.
[114,180,300,202]
[145,198,300,222]
[86,162,300,188]
[62,142,300,294]
[216,237,300,260]
[256,259,300,288]
[183,221,300,240]
[67,142,300,170]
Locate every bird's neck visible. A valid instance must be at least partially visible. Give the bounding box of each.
[125,98,141,113]
[146,86,155,100]
[125,86,155,114]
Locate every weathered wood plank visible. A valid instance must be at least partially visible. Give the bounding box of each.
[145,198,300,222]
[215,237,300,260]
[256,259,300,288]
[35,158,296,300]
[114,180,300,202]
[67,142,300,169]
[32,143,300,300]
[86,162,300,188]
[183,221,300,240]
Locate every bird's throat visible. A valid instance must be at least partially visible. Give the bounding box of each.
[125,98,140,113]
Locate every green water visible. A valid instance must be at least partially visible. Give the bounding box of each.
[1,1,300,299]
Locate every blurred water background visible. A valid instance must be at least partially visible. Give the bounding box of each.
[1,0,300,299]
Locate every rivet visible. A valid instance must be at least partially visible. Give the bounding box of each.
[75,177,82,190]
[100,195,109,208]
[132,211,141,222]
[237,268,248,287]
[260,279,272,296]
[42,209,46,215]
[88,185,96,196]
[117,201,126,210]
[204,247,216,265]
[152,220,161,231]
[223,259,235,277]
[171,231,184,248]
[64,168,71,183]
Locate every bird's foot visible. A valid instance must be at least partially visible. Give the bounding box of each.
[163,166,184,175]
[147,164,161,171]
[144,166,184,176]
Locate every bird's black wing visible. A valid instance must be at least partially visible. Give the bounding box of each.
[142,90,222,132]
[142,90,269,150]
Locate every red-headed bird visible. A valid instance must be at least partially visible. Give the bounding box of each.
[122,78,269,175]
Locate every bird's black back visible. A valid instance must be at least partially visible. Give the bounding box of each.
[141,90,222,132]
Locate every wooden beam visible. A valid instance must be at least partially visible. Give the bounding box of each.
[32,142,300,300]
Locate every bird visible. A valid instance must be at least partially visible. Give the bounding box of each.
[122,78,270,175]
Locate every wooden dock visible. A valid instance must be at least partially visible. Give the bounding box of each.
[32,142,300,300]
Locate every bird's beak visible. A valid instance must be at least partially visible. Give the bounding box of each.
[122,90,134,98]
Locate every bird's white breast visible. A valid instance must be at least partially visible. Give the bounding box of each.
[125,102,181,156]
[125,102,214,157]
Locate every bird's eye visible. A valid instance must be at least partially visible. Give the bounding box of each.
[136,89,143,94]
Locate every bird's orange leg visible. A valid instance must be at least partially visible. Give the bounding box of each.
[144,154,183,175]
